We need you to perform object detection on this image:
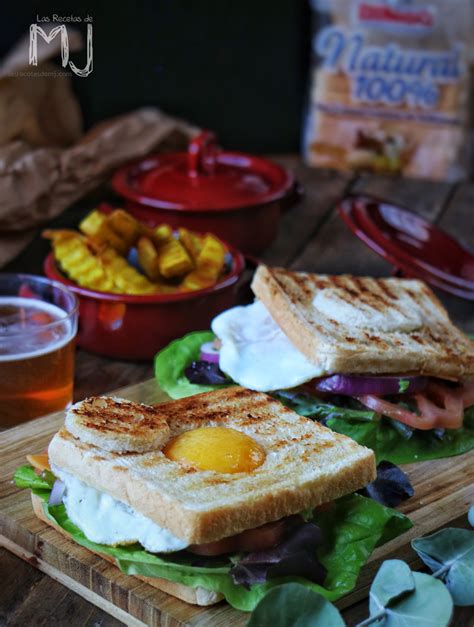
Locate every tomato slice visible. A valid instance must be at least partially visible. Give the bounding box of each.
[188,518,290,556]
[358,381,464,430]
[414,383,464,430]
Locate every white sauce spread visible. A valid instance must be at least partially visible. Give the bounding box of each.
[312,288,422,333]
[211,300,324,392]
[53,467,188,553]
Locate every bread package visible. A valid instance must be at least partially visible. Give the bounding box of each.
[304,0,471,180]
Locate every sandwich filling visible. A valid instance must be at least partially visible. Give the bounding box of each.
[52,467,188,553]
[50,466,323,559]
[206,300,474,435]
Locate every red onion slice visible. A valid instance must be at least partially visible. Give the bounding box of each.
[49,479,66,506]
[199,341,220,364]
[310,374,428,397]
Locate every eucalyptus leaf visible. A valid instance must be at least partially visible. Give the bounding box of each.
[412,528,474,606]
[468,507,474,528]
[369,560,415,611]
[368,571,452,627]
[247,583,345,627]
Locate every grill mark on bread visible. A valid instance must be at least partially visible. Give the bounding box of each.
[350,278,395,312]
[156,388,287,437]
[59,427,75,441]
[66,397,170,453]
[80,414,159,435]
[312,276,329,290]
[330,276,355,304]
[252,265,474,380]
[377,280,398,301]
[372,280,404,313]
[288,272,313,302]
[71,398,167,435]
[321,276,392,314]
[364,333,385,345]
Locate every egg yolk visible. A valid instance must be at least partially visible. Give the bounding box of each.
[163,427,266,473]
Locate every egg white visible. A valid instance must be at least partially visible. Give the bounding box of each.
[53,467,188,553]
[211,300,324,392]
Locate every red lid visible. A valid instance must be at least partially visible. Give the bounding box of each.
[339,195,474,301]
[112,131,294,212]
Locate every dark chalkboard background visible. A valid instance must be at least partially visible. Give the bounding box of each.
[3,1,311,152]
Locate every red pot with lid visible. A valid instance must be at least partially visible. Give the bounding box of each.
[112,131,295,255]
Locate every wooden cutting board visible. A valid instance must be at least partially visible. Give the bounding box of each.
[1,378,473,627]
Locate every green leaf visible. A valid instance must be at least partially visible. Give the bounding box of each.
[412,528,474,606]
[367,571,453,627]
[155,334,474,464]
[13,464,55,491]
[275,391,378,422]
[398,379,410,394]
[247,583,345,627]
[18,471,411,612]
[324,405,474,465]
[154,331,232,399]
[314,494,412,595]
[369,560,415,611]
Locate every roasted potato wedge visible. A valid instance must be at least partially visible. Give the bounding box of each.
[179,227,203,262]
[157,238,194,279]
[45,211,230,296]
[195,234,226,280]
[137,236,161,281]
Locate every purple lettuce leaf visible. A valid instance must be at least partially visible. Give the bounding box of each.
[230,522,327,587]
[184,360,230,385]
[359,461,414,508]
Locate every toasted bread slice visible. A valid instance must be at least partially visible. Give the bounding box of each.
[49,387,375,545]
[65,396,170,453]
[30,493,222,606]
[251,265,474,380]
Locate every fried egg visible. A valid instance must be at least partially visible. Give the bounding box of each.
[53,467,187,552]
[211,300,324,391]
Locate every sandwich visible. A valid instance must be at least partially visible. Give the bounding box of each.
[155,265,474,465]
[15,388,411,610]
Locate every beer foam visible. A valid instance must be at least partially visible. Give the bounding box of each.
[0,297,76,361]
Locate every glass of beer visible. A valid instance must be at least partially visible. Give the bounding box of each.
[0,274,78,427]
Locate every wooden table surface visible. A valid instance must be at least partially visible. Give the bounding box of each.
[1,156,473,626]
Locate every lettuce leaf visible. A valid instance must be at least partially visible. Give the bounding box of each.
[324,406,474,465]
[155,333,474,464]
[154,331,231,399]
[14,464,55,490]
[15,465,411,612]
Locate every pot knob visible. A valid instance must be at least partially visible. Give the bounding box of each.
[188,130,218,178]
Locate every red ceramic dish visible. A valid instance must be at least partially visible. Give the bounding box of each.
[339,195,474,300]
[43,247,245,360]
[112,131,295,255]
